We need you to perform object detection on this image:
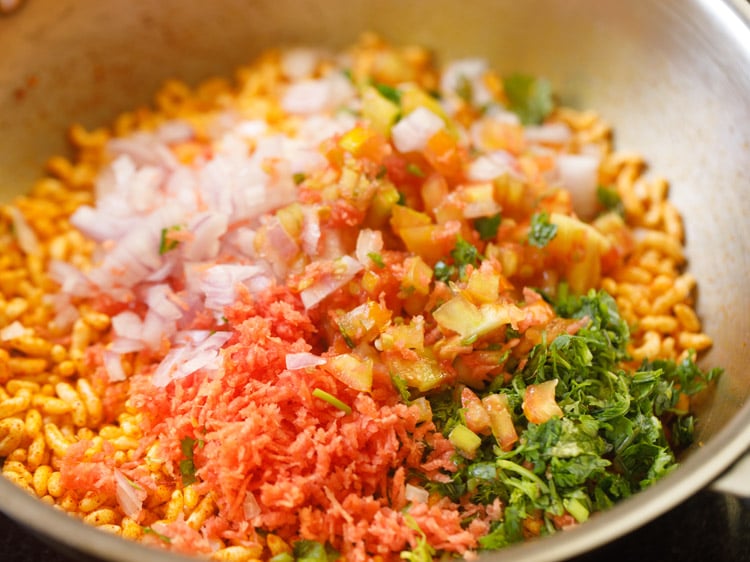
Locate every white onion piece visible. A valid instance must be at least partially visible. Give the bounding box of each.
[285,352,327,370]
[155,120,194,144]
[405,483,430,504]
[152,330,231,387]
[281,73,354,115]
[524,123,572,145]
[300,256,363,310]
[281,48,320,80]
[200,264,265,311]
[145,284,184,321]
[111,311,144,341]
[462,199,501,220]
[300,207,322,257]
[355,229,384,267]
[467,151,518,182]
[556,154,601,219]
[440,58,493,106]
[48,260,91,297]
[114,469,146,519]
[0,321,27,341]
[109,338,145,354]
[391,107,444,153]
[7,206,39,255]
[182,212,228,261]
[103,351,127,382]
[243,491,261,519]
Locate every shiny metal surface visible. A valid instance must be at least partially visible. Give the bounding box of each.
[0,1,749,560]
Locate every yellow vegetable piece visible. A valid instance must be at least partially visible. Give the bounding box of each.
[327,353,373,393]
[361,86,400,136]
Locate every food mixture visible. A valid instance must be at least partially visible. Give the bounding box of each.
[0,35,720,561]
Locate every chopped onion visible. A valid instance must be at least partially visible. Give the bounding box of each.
[103,351,127,382]
[355,229,384,266]
[152,330,232,387]
[7,206,39,255]
[281,48,321,80]
[405,483,430,504]
[111,311,144,341]
[0,321,27,341]
[285,352,327,370]
[391,107,445,153]
[524,122,572,145]
[243,491,261,519]
[114,469,146,519]
[467,151,518,182]
[556,153,601,219]
[300,256,363,310]
[200,264,265,311]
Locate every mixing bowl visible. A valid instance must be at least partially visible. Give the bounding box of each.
[1,1,749,560]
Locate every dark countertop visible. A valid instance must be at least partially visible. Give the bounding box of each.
[1,488,749,562]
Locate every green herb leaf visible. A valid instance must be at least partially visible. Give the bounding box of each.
[373,82,402,105]
[400,514,436,562]
[292,539,340,562]
[596,185,625,216]
[142,526,172,543]
[455,75,474,104]
[406,163,425,177]
[179,436,198,486]
[474,213,502,241]
[502,74,554,126]
[312,388,352,414]
[159,225,183,255]
[528,211,558,248]
[450,237,481,279]
[367,252,385,268]
[293,172,307,185]
[433,260,455,283]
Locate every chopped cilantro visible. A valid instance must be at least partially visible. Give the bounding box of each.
[292,539,339,562]
[433,238,482,282]
[455,75,474,104]
[342,68,354,83]
[451,237,481,278]
[396,191,407,206]
[159,225,183,255]
[373,81,402,105]
[528,211,558,248]
[596,185,625,216]
[474,213,502,241]
[433,260,455,284]
[406,163,425,177]
[293,172,307,185]
[179,436,198,486]
[142,526,172,543]
[367,252,385,268]
[312,388,352,415]
[400,514,436,562]
[502,73,554,126]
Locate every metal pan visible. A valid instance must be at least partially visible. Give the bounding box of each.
[1,1,749,560]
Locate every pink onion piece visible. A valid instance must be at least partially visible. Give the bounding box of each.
[114,469,146,519]
[391,107,445,153]
[467,151,519,182]
[152,330,232,388]
[524,122,573,145]
[200,264,266,311]
[243,491,262,520]
[405,483,430,504]
[299,256,363,310]
[103,351,127,383]
[355,229,384,267]
[556,153,601,219]
[0,321,27,341]
[285,352,327,370]
[7,206,39,255]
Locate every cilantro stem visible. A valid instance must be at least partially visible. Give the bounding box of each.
[312,388,352,414]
